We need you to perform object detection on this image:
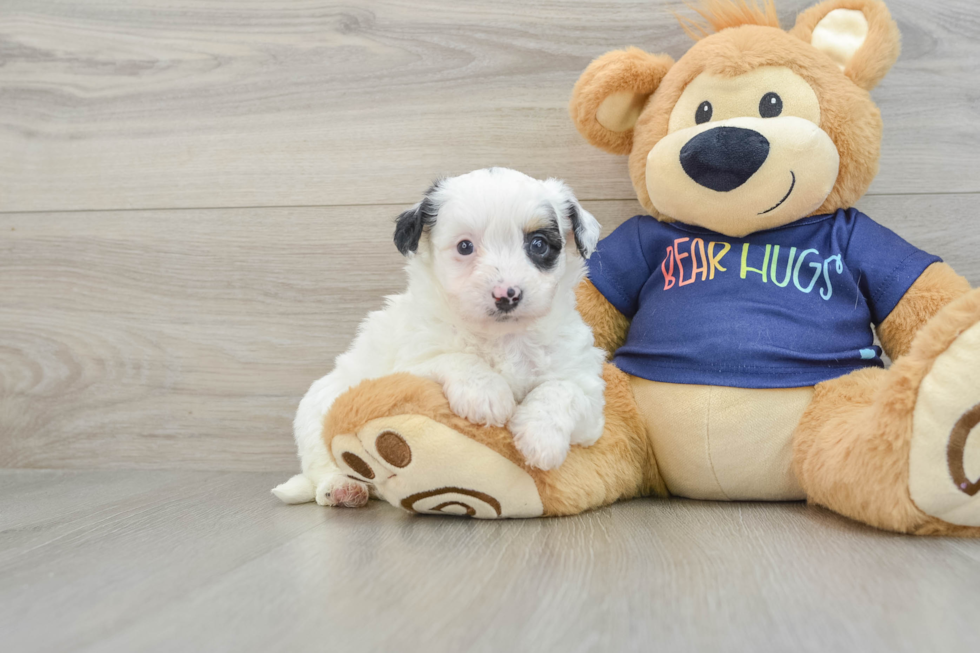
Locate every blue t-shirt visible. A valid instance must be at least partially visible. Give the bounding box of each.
[587,209,940,389]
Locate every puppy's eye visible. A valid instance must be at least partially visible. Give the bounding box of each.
[524,231,560,270]
[695,101,713,125]
[760,92,782,118]
[456,240,474,256]
[528,236,550,257]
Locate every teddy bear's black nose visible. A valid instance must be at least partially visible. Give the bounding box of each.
[680,127,770,192]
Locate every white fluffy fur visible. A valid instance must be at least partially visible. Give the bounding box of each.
[272,168,606,506]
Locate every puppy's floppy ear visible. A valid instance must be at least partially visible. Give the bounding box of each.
[570,47,674,156]
[393,182,441,256]
[565,201,602,259]
[545,179,602,258]
[790,0,900,91]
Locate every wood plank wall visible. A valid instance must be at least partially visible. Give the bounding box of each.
[2,0,978,470]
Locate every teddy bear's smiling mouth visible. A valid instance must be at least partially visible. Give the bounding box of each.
[758,171,796,215]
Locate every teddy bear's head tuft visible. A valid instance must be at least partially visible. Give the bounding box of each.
[675,0,781,41]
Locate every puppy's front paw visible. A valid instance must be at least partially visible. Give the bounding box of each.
[316,473,370,508]
[508,408,572,470]
[444,373,516,427]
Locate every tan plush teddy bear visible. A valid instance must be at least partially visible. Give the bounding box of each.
[320,0,980,535]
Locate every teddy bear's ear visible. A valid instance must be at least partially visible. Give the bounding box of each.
[570,47,674,155]
[790,0,900,91]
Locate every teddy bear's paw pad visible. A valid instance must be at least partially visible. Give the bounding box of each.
[399,487,506,519]
[331,414,544,519]
[909,321,980,526]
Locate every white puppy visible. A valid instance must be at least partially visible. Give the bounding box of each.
[272,168,606,507]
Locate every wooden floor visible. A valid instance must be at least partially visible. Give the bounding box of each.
[1,469,978,653]
[2,1,979,650]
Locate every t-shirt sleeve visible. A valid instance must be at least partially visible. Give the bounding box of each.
[844,211,942,325]
[585,216,654,319]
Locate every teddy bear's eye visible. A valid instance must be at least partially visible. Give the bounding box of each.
[695,101,713,125]
[760,92,783,118]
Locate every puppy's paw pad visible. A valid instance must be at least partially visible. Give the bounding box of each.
[316,475,370,508]
[330,481,370,508]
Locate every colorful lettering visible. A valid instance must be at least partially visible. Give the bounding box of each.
[658,236,844,300]
[740,243,771,283]
[769,245,797,288]
[689,238,708,283]
[793,248,822,293]
[661,246,676,290]
[673,238,691,286]
[820,254,843,301]
[708,241,730,279]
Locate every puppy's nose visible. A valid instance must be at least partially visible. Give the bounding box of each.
[492,286,522,312]
[680,126,770,192]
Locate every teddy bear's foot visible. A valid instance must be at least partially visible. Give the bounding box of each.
[321,368,658,519]
[794,289,980,535]
[330,414,544,519]
[909,317,980,527]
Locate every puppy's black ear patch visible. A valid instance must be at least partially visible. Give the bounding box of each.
[393,203,429,256]
[393,182,441,256]
[563,199,601,258]
[565,201,588,258]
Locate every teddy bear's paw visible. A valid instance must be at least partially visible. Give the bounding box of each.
[330,414,544,519]
[442,372,516,427]
[909,320,980,527]
[508,410,572,471]
[315,473,370,508]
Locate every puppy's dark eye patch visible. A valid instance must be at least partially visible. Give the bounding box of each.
[524,227,562,271]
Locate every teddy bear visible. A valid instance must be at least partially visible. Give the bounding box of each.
[318,0,980,535]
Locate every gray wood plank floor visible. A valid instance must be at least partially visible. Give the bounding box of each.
[0,469,977,653]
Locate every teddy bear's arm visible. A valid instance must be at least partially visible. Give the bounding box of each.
[877,262,972,359]
[576,279,631,358]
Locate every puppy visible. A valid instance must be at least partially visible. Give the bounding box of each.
[272,168,606,507]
